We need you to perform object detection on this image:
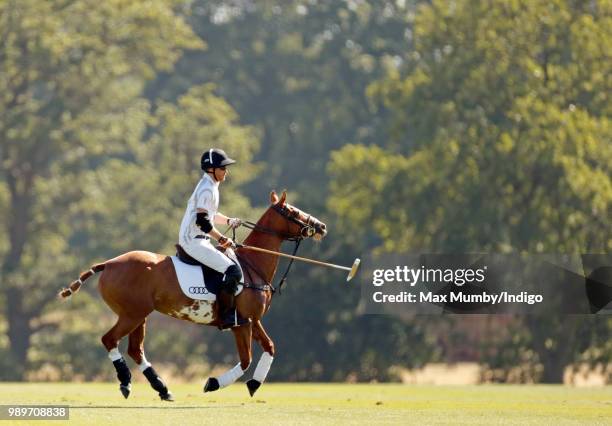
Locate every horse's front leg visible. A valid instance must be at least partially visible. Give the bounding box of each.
[246,319,275,397]
[203,322,252,393]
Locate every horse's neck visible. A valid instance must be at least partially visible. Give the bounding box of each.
[240,212,284,284]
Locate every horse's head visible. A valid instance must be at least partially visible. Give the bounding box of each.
[269,190,327,241]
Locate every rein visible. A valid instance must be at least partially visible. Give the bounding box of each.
[274,238,301,294]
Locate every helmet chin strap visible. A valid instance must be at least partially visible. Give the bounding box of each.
[206,169,221,182]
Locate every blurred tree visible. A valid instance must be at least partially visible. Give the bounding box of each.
[0,0,203,379]
[330,0,611,382]
[148,0,414,209]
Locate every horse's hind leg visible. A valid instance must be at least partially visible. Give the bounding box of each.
[127,320,173,401]
[101,316,143,399]
[203,322,252,393]
[246,320,275,397]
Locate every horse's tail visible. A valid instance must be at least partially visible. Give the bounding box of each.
[58,263,106,300]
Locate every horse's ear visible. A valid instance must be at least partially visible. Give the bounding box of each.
[279,190,287,205]
[270,190,279,204]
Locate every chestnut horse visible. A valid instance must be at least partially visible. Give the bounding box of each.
[58,190,326,400]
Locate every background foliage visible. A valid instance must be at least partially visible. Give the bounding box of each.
[1,0,610,383]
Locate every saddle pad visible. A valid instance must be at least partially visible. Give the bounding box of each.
[170,256,216,301]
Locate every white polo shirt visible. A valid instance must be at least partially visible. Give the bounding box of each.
[179,173,219,245]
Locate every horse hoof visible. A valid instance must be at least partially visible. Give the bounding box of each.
[120,384,131,399]
[204,378,219,393]
[160,391,174,402]
[246,379,261,397]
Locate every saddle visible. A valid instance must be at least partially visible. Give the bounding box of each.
[175,244,241,330]
[175,244,225,295]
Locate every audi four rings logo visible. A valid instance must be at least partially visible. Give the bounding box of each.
[189,286,209,294]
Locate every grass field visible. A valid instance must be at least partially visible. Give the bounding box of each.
[0,382,610,425]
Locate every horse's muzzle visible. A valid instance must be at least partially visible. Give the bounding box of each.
[312,221,327,240]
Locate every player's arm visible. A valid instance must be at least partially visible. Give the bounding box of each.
[214,212,230,225]
[215,212,242,229]
[196,208,225,242]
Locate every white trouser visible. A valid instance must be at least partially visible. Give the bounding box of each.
[182,237,234,274]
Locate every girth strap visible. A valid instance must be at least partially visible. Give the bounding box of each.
[242,283,275,292]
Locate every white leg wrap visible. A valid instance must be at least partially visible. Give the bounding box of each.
[138,354,152,372]
[108,348,122,362]
[253,352,274,383]
[217,363,245,388]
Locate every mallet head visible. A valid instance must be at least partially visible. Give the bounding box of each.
[346,258,361,282]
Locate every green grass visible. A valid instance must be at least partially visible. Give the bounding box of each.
[0,382,610,425]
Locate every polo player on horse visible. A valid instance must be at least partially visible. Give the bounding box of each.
[59,147,334,400]
[178,148,244,329]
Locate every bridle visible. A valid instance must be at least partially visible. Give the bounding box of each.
[241,203,317,241]
[235,203,320,295]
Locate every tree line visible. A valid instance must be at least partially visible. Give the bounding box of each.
[1,0,610,383]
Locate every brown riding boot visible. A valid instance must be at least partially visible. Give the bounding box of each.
[217,292,236,330]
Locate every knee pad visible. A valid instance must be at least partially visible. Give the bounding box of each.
[222,264,242,293]
[225,264,242,283]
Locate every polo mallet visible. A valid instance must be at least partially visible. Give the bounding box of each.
[235,243,360,282]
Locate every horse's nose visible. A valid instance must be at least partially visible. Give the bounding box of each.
[319,222,327,236]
